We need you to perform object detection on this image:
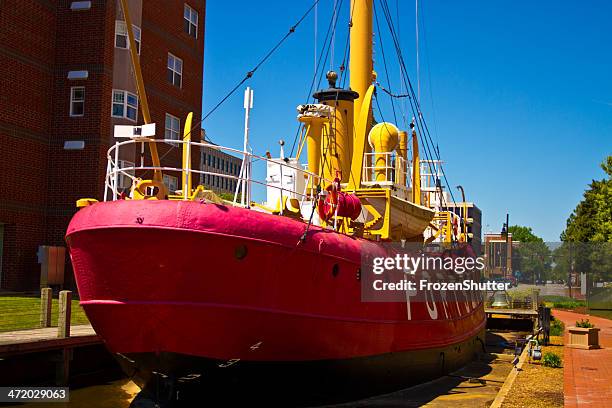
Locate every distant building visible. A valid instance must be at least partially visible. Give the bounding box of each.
[0,1,205,290]
[442,202,482,255]
[200,134,243,195]
[483,233,513,278]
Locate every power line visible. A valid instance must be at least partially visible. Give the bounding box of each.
[195,0,322,138]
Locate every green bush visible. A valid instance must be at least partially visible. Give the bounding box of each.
[542,352,562,368]
[576,318,595,328]
[549,318,565,336]
[542,296,586,310]
[552,301,585,309]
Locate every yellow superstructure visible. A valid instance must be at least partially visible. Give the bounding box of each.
[101,0,465,245]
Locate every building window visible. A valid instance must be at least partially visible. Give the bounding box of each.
[70,86,85,117]
[112,90,138,121]
[163,174,179,193]
[167,53,182,87]
[115,21,141,54]
[118,160,135,190]
[165,113,180,142]
[184,4,198,38]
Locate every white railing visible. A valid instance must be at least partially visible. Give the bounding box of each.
[105,139,329,209]
[362,152,407,186]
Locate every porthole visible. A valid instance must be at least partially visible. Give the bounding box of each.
[332,263,340,277]
[235,245,248,260]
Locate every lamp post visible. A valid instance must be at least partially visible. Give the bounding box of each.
[501,213,510,278]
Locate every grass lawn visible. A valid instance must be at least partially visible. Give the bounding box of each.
[0,294,90,332]
[542,295,612,320]
[588,309,612,320]
[542,295,586,312]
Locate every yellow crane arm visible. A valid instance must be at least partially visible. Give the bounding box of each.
[119,0,164,188]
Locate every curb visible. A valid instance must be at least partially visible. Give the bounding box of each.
[489,344,529,408]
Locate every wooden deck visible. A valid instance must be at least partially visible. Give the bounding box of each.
[485,308,538,317]
[0,324,101,357]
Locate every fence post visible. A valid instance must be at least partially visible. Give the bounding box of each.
[531,288,540,311]
[40,288,52,328]
[57,290,72,338]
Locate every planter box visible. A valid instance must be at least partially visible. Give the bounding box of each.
[568,327,601,349]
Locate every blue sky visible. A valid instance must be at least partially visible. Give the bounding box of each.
[200,1,612,241]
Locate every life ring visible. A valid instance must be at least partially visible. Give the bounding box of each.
[317,177,341,222]
[132,179,167,200]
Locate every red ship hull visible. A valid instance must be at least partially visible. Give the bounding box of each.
[66,200,486,401]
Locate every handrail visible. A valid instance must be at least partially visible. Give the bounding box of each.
[105,138,332,206]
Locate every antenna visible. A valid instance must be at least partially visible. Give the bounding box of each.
[235,87,254,206]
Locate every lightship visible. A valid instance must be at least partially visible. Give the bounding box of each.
[66,0,486,404]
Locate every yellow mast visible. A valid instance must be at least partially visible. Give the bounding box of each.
[350,0,373,136]
[119,0,164,187]
[346,0,374,190]
[397,130,408,185]
[411,126,421,205]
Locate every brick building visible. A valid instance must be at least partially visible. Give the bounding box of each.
[0,0,205,290]
[483,233,513,279]
[200,131,243,196]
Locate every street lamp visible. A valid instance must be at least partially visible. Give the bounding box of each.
[501,213,510,278]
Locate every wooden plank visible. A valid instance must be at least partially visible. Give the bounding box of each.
[0,325,100,357]
[485,308,538,316]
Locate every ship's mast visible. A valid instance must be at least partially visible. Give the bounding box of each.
[349,0,373,136]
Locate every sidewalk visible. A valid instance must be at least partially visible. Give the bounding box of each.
[552,309,612,407]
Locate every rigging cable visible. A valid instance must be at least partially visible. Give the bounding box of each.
[395,0,407,128]
[338,0,357,88]
[378,0,457,208]
[373,1,397,125]
[155,0,324,168]
[290,0,345,156]
[416,0,420,103]
[379,0,452,215]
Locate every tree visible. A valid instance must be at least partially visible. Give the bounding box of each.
[508,225,551,283]
[558,156,612,284]
[508,226,543,243]
[562,156,612,243]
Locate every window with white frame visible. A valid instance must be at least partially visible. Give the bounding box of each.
[165,113,180,142]
[115,21,141,54]
[70,86,85,117]
[163,174,179,193]
[112,90,138,121]
[118,160,135,190]
[184,4,198,38]
[167,53,182,87]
